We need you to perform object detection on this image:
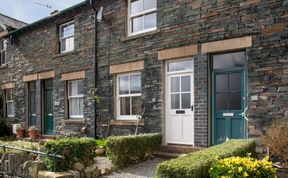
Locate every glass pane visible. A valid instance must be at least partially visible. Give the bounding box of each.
[213,51,245,69]
[144,13,156,29]
[61,39,66,52]
[120,97,130,115]
[130,74,141,94]
[7,102,15,117]
[69,97,83,117]
[3,40,7,50]
[216,93,228,110]
[119,76,129,95]
[181,76,191,92]
[6,89,12,101]
[77,80,84,95]
[131,0,143,15]
[171,94,180,109]
[30,92,36,114]
[45,80,53,89]
[61,23,74,38]
[132,16,143,33]
[29,82,36,91]
[230,93,241,110]
[132,96,141,115]
[63,37,74,52]
[144,0,156,10]
[168,60,193,72]
[229,73,241,92]
[181,93,191,109]
[216,74,228,92]
[171,77,180,92]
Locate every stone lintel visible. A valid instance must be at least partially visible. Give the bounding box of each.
[1,82,15,89]
[109,60,144,74]
[61,70,86,81]
[158,45,198,60]
[38,71,55,80]
[201,36,252,53]
[23,74,38,82]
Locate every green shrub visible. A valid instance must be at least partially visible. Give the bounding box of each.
[106,133,161,168]
[209,156,277,178]
[156,139,256,178]
[96,139,106,149]
[43,137,97,171]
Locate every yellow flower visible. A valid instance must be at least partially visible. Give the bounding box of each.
[238,167,243,172]
[244,172,249,177]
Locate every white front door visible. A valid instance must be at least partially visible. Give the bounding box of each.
[166,60,194,145]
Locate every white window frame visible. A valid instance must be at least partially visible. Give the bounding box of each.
[128,0,157,36]
[59,21,75,53]
[116,72,142,120]
[68,80,84,119]
[0,39,7,66]
[6,89,15,118]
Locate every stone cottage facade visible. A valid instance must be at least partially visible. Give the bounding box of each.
[1,0,288,147]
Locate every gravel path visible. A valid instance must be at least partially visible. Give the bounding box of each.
[101,157,166,178]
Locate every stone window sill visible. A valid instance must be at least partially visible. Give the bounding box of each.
[110,119,144,126]
[53,50,76,59]
[63,119,86,124]
[0,64,7,69]
[121,29,161,42]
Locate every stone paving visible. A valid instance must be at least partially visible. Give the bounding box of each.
[100,157,166,178]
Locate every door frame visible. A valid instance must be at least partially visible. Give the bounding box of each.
[41,79,54,135]
[164,58,195,145]
[210,50,248,145]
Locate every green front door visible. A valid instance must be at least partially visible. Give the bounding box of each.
[44,80,53,134]
[28,82,37,126]
[211,51,247,145]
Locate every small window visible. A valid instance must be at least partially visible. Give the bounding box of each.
[0,39,7,66]
[117,73,141,119]
[68,80,84,118]
[168,60,193,72]
[213,51,245,69]
[6,89,15,118]
[128,0,157,36]
[59,21,74,53]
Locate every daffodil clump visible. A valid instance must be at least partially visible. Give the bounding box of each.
[209,156,277,178]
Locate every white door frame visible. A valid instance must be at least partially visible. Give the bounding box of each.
[164,58,195,146]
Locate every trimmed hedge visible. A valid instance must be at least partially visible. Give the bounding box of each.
[43,137,97,171]
[156,139,256,178]
[106,133,161,168]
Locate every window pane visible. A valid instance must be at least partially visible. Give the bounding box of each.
[171,94,180,109]
[7,102,15,117]
[120,97,130,115]
[61,39,66,52]
[213,51,245,69]
[229,73,241,92]
[132,16,144,33]
[181,76,191,92]
[6,89,12,101]
[230,93,241,110]
[171,77,180,92]
[216,74,228,92]
[132,96,141,115]
[181,93,191,109]
[144,0,156,10]
[63,37,74,52]
[168,60,193,72]
[3,40,7,50]
[77,80,84,95]
[130,74,141,94]
[131,0,143,15]
[69,97,83,117]
[69,80,83,96]
[119,76,129,95]
[144,13,156,29]
[216,93,228,110]
[61,23,74,38]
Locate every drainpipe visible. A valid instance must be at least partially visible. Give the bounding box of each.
[90,0,99,139]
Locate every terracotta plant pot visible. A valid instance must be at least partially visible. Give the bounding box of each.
[16,128,25,139]
[28,128,38,139]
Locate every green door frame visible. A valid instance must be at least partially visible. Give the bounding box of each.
[210,50,248,145]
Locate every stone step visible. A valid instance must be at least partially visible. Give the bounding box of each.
[160,145,202,154]
[153,151,184,159]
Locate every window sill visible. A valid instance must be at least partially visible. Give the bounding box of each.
[53,50,76,59]
[63,119,86,124]
[110,119,144,126]
[121,29,160,42]
[0,64,7,69]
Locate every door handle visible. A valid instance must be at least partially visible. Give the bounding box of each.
[239,107,248,121]
[191,105,194,111]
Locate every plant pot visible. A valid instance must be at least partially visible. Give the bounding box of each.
[95,148,106,156]
[28,129,38,139]
[16,128,25,139]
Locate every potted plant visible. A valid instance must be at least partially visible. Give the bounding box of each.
[16,127,25,139]
[95,139,106,156]
[28,126,38,139]
[261,118,288,177]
